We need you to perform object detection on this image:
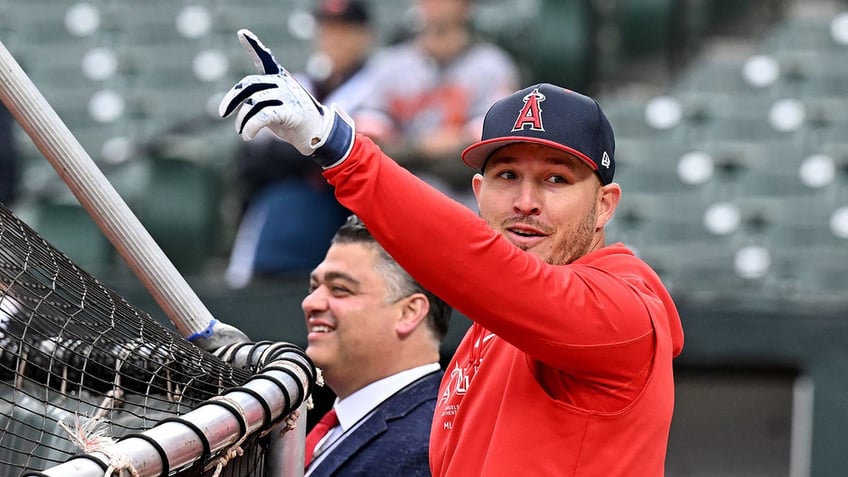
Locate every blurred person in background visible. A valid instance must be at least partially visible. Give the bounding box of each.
[303,215,451,476]
[0,104,18,206]
[225,0,377,287]
[353,0,520,208]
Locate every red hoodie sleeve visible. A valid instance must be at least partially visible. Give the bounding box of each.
[324,135,661,378]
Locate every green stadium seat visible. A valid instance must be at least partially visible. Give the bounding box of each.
[607,190,714,260]
[602,97,688,140]
[753,196,846,249]
[736,169,820,200]
[616,162,700,196]
[614,0,675,58]
[520,0,594,90]
[2,2,72,45]
[766,246,848,303]
[134,156,223,275]
[759,15,841,54]
[640,240,767,301]
[22,200,114,276]
[672,57,754,96]
[765,50,848,100]
[110,2,185,46]
[700,114,802,144]
[614,137,689,169]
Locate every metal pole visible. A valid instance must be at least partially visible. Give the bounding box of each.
[0,39,248,350]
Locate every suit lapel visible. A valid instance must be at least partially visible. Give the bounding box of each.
[308,371,441,474]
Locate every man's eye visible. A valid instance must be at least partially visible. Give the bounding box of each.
[497,170,516,180]
[547,175,567,184]
[331,286,351,295]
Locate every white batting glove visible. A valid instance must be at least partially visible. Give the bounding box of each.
[218,29,354,168]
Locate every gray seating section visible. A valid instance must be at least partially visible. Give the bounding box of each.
[2,0,846,300]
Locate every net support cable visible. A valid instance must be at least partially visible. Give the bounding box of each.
[24,344,315,477]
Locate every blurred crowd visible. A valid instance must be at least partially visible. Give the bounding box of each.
[225,0,520,288]
[0,0,520,287]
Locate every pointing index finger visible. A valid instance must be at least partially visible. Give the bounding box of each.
[237,28,286,75]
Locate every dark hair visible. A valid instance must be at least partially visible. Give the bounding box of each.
[332,215,451,341]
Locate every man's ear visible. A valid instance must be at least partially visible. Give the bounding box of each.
[596,182,621,230]
[472,172,484,205]
[395,293,430,338]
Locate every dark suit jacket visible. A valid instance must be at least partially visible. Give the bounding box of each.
[306,370,442,477]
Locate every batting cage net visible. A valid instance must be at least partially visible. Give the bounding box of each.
[0,201,315,476]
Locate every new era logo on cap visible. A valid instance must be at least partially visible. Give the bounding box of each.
[461,83,616,185]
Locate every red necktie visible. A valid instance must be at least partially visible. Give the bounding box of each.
[304,408,339,466]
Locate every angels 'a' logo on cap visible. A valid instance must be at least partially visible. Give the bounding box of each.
[512,88,546,132]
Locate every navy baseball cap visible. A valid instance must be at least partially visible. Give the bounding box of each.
[314,0,371,25]
[461,83,616,185]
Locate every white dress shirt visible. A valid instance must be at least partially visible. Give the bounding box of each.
[307,362,440,469]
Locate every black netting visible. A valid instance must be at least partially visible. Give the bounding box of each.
[0,203,266,476]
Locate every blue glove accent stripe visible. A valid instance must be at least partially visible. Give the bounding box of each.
[238,99,283,134]
[187,319,218,342]
[243,34,282,74]
[221,82,276,118]
[313,113,354,168]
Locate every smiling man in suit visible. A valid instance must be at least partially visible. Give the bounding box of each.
[302,214,452,476]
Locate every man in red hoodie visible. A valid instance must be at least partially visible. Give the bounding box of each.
[220,29,685,476]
